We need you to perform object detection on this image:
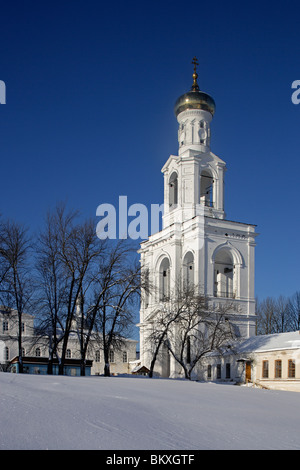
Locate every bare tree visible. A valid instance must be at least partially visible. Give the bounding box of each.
[35,205,105,375]
[256,297,277,335]
[35,207,143,377]
[273,295,289,333]
[256,296,291,334]
[147,294,187,379]
[92,242,142,377]
[147,281,236,380]
[287,291,300,331]
[0,220,32,373]
[0,218,11,291]
[35,210,70,374]
[166,304,235,380]
[57,213,106,375]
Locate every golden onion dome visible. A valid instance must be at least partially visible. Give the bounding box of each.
[174,57,216,117]
[174,90,216,117]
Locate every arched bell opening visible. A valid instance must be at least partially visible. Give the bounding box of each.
[214,250,235,299]
[200,169,214,208]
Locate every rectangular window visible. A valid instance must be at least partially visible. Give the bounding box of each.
[122,351,128,363]
[95,350,100,363]
[207,364,212,379]
[275,360,282,378]
[262,360,269,378]
[109,350,114,363]
[3,321,8,333]
[226,363,231,379]
[288,359,296,378]
[217,364,221,379]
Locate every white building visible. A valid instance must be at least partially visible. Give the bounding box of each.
[0,308,35,365]
[139,59,258,378]
[0,307,137,375]
[201,331,300,392]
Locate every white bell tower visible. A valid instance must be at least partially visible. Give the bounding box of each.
[138,58,258,378]
[163,57,226,229]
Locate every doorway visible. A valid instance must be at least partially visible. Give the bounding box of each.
[245,362,252,383]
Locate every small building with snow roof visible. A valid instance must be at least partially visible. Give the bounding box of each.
[200,331,300,392]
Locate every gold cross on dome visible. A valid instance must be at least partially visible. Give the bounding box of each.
[191,56,199,91]
[192,56,199,73]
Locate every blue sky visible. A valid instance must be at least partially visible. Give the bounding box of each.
[1,0,300,301]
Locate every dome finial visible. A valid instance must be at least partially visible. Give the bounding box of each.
[191,56,200,91]
[174,59,215,117]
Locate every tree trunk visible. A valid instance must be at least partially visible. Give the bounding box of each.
[80,360,86,376]
[149,345,161,378]
[104,348,110,376]
[47,355,53,375]
[149,332,167,378]
[104,363,110,377]
[18,353,23,374]
[18,330,23,373]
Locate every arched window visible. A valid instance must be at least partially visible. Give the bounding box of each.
[159,257,170,301]
[214,250,234,298]
[183,251,194,287]
[200,170,214,207]
[35,348,41,357]
[169,172,178,208]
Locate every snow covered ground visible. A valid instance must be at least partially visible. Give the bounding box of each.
[0,372,300,450]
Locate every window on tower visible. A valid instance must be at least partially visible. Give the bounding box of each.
[183,251,194,288]
[169,172,178,208]
[159,257,170,301]
[200,170,214,207]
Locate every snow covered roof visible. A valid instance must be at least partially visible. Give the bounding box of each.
[131,362,150,374]
[234,331,300,354]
